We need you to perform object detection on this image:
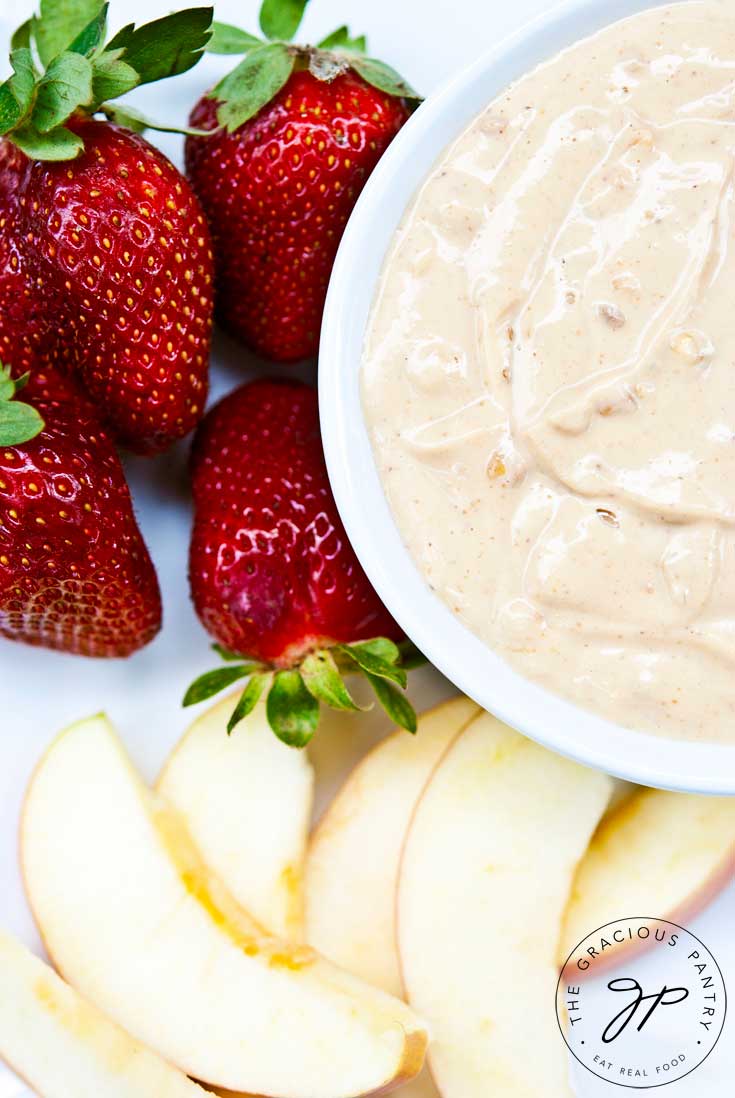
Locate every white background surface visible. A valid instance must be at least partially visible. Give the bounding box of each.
[0,0,732,1095]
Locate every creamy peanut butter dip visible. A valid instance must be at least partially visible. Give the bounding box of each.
[362,1,735,743]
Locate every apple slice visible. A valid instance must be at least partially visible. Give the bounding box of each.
[308,667,459,825]
[0,928,210,1098]
[560,788,735,968]
[305,696,479,996]
[398,712,612,1098]
[157,694,313,941]
[22,715,427,1098]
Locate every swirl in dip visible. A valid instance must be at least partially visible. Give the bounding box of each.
[362,2,735,742]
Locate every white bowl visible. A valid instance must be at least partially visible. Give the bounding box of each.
[319,0,735,795]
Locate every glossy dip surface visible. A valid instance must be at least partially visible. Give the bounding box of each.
[362,1,735,743]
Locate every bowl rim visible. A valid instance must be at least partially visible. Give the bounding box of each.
[318,0,735,795]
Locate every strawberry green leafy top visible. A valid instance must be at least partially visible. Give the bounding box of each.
[185,638,426,744]
[206,0,420,132]
[0,0,214,161]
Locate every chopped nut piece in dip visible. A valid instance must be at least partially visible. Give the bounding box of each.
[362,1,735,743]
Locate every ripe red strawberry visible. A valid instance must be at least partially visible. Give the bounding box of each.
[185,1,418,362]
[0,363,161,657]
[186,378,420,745]
[23,117,214,454]
[0,5,215,454]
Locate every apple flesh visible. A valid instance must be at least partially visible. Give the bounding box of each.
[398,712,612,1098]
[560,787,735,969]
[305,695,478,996]
[22,715,427,1098]
[0,928,210,1098]
[158,694,313,941]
